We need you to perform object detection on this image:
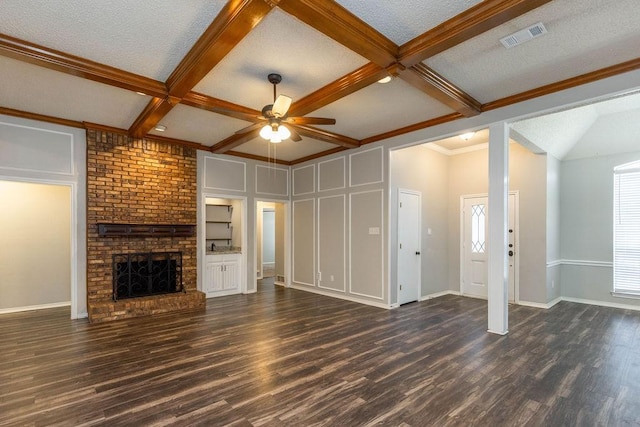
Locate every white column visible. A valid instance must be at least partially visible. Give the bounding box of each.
[487,121,509,335]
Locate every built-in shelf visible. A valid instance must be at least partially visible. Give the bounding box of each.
[206,204,233,244]
[97,223,195,237]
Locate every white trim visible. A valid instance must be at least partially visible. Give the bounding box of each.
[518,297,561,309]
[254,198,291,291]
[292,198,315,287]
[349,189,385,301]
[255,164,289,196]
[547,259,613,268]
[317,194,346,293]
[562,296,640,312]
[292,164,315,196]
[611,291,640,300]
[349,146,384,187]
[0,301,70,315]
[420,290,461,301]
[317,156,346,192]
[289,282,390,309]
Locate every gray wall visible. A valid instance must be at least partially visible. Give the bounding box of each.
[389,145,450,299]
[560,150,640,307]
[291,145,387,306]
[390,141,550,304]
[546,155,561,302]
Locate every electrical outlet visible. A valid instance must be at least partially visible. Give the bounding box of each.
[551,280,555,289]
[330,275,334,282]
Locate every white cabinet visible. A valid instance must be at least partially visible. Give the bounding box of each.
[205,254,241,296]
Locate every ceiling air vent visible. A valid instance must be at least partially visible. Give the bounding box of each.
[500,22,547,48]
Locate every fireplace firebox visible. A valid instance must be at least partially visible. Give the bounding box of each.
[112,252,183,301]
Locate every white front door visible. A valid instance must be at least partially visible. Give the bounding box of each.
[461,194,517,301]
[462,197,489,298]
[398,190,421,305]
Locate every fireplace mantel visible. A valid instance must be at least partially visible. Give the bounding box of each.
[97,223,195,237]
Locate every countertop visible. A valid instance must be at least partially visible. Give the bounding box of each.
[206,246,241,255]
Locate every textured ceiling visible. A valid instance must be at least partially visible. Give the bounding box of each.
[0,0,639,164]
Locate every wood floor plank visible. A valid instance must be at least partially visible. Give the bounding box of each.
[3,281,640,426]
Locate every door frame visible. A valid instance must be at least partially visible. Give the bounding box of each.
[459,191,520,303]
[254,198,290,289]
[397,188,422,305]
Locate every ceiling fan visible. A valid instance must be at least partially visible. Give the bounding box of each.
[235,73,336,143]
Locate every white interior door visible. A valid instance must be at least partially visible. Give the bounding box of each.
[462,194,517,301]
[398,190,421,305]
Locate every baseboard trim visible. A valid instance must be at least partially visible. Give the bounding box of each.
[420,290,461,301]
[561,296,640,312]
[0,301,70,315]
[518,297,561,309]
[289,283,390,309]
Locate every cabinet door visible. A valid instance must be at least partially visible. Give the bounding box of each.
[206,261,225,292]
[223,261,239,290]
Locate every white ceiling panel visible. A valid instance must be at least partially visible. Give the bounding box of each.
[427,0,640,103]
[232,135,336,163]
[0,56,150,129]
[192,8,369,109]
[148,104,251,146]
[311,78,454,140]
[335,0,482,45]
[0,0,224,80]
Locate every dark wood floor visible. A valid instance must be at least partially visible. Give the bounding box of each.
[2,281,640,426]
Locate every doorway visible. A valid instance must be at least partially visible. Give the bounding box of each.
[397,189,421,305]
[461,193,519,302]
[256,200,288,287]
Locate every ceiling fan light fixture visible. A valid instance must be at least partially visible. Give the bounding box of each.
[277,124,291,140]
[260,124,272,140]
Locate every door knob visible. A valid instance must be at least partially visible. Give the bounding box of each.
[508,250,514,256]
[416,251,421,255]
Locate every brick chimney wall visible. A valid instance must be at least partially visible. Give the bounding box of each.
[86,129,204,322]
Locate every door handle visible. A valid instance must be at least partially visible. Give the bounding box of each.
[508,250,514,257]
[416,251,421,255]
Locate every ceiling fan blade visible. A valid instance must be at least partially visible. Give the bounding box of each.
[288,125,302,142]
[235,122,265,134]
[286,116,336,125]
[272,94,292,118]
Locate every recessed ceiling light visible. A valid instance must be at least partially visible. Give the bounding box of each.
[136,91,147,96]
[154,125,167,132]
[460,132,475,141]
[377,76,392,84]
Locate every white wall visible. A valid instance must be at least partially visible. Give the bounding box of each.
[262,210,275,263]
[0,114,86,318]
[546,154,561,302]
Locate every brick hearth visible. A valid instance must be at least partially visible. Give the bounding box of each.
[86,129,205,323]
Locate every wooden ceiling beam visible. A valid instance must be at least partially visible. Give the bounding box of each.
[400,64,481,117]
[289,62,394,117]
[278,0,397,67]
[0,106,85,129]
[399,0,552,67]
[361,113,463,145]
[182,92,262,122]
[129,96,179,138]
[291,124,360,148]
[129,0,275,138]
[210,128,262,154]
[0,33,167,98]
[226,150,292,165]
[166,0,275,98]
[290,146,348,165]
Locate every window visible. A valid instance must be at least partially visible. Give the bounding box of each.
[613,160,640,294]
[471,203,486,253]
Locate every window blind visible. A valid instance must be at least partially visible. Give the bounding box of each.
[614,162,640,294]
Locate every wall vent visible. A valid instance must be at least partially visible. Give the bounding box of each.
[500,22,547,48]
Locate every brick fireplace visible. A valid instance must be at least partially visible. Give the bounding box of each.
[86,129,205,323]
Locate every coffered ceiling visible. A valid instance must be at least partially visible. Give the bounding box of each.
[0,0,639,164]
